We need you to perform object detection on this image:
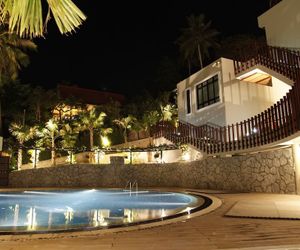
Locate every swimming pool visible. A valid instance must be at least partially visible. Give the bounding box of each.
[0,189,209,233]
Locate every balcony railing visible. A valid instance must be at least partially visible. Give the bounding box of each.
[154,45,300,155]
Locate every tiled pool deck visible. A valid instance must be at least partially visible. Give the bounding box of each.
[1,190,300,249]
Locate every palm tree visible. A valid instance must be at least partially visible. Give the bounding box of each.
[78,107,106,150]
[0,0,86,38]
[60,123,79,149]
[60,122,79,164]
[140,111,159,145]
[114,115,136,146]
[176,14,219,70]
[41,119,59,165]
[160,104,177,123]
[9,123,37,169]
[0,27,37,135]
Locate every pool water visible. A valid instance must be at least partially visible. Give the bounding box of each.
[0,189,204,233]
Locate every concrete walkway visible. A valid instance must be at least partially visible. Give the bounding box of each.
[2,192,300,249]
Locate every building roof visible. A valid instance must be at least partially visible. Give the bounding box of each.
[58,85,125,105]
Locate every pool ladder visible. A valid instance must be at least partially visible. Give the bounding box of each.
[124,180,138,196]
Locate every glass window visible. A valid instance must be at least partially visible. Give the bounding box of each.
[196,75,219,110]
[186,89,191,114]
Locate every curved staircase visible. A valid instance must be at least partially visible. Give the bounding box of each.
[154,45,300,155]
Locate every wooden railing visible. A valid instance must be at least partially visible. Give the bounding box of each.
[234,45,300,81]
[154,45,300,155]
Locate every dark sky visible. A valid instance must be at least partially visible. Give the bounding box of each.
[20,0,270,97]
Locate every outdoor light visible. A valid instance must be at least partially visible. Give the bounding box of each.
[182,151,191,161]
[101,136,110,148]
[252,128,258,133]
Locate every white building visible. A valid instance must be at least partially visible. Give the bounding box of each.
[177,57,292,127]
[258,0,300,50]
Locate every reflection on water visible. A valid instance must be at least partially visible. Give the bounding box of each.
[0,190,201,232]
[25,207,37,230]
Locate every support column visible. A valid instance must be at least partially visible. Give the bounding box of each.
[292,144,300,194]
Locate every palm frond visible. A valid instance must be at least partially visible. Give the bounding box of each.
[0,0,86,37]
[47,0,86,35]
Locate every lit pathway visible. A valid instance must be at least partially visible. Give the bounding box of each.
[2,192,300,249]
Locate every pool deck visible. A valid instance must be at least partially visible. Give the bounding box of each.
[2,190,300,249]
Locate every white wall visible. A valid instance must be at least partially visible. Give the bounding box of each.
[177,59,226,126]
[258,0,300,49]
[177,58,292,127]
[224,75,292,125]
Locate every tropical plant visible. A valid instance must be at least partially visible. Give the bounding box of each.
[176,14,219,70]
[60,123,79,149]
[140,111,159,145]
[77,107,106,150]
[60,122,80,164]
[41,119,59,165]
[160,104,177,122]
[27,86,58,123]
[9,123,37,169]
[113,115,136,145]
[0,26,36,134]
[0,0,86,38]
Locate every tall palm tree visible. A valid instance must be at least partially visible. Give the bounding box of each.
[41,119,59,165]
[0,27,36,135]
[176,14,219,70]
[114,115,136,146]
[60,122,79,164]
[0,0,86,38]
[78,107,106,150]
[140,111,159,145]
[9,123,37,169]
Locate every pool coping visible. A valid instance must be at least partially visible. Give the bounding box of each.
[0,188,222,241]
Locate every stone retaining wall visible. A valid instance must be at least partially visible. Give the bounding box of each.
[9,147,296,194]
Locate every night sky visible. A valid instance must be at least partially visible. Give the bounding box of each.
[20,0,270,97]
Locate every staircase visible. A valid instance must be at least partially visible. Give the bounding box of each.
[154,45,300,155]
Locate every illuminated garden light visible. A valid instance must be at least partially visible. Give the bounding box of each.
[101,136,111,148]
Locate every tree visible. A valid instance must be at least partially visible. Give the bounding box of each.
[154,56,182,92]
[0,27,36,135]
[160,104,177,123]
[41,119,59,165]
[216,34,266,60]
[140,111,160,145]
[9,123,37,169]
[78,107,106,150]
[176,14,219,70]
[114,115,136,145]
[60,123,79,149]
[27,86,57,124]
[60,122,79,164]
[0,0,86,38]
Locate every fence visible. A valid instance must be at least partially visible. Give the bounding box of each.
[154,45,300,155]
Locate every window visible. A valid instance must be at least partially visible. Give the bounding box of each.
[186,89,191,114]
[196,75,219,110]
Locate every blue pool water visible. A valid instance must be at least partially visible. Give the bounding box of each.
[0,189,203,233]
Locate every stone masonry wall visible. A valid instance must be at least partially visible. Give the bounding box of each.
[9,147,296,194]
